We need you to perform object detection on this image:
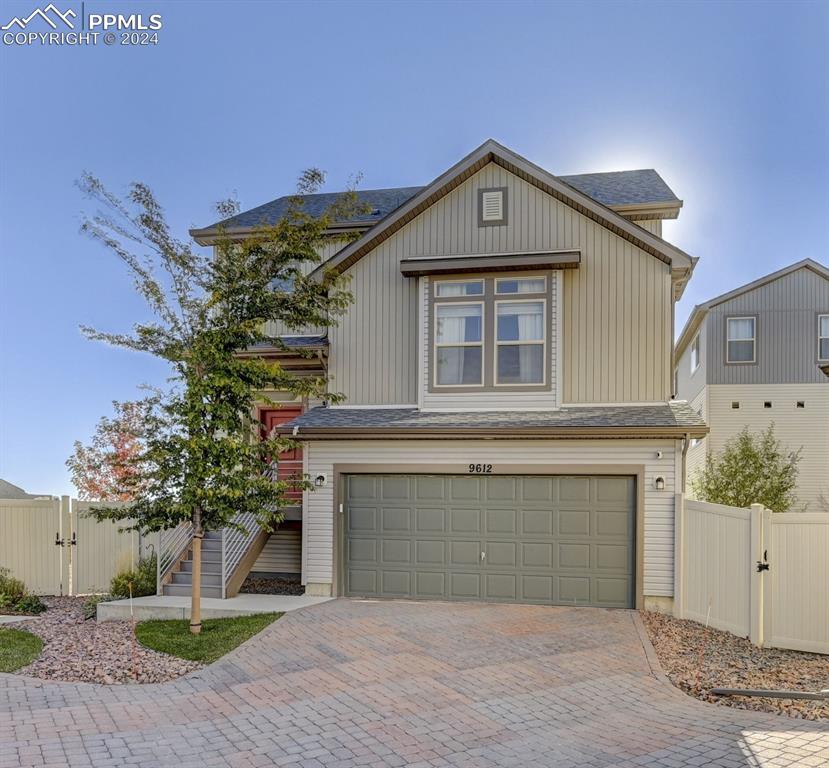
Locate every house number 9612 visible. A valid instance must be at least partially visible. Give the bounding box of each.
[468,464,493,474]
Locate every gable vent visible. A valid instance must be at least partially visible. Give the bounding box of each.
[481,191,503,221]
[478,187,507,226]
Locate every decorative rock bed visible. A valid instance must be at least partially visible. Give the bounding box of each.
[240,574,304,595]
[13,597,201,684]
[641,610,829,721]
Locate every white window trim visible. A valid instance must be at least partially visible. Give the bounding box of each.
[690,333,700,374]
[494,275,547,295]
[726,316,757,364]
[818,313,829,362]
[433,278,485,298]
[493,298,547,387]
[433,300,485,388]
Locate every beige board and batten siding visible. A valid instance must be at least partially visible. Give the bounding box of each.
[420,272,559,410]
[327,162,674,406]
[302,439,679,598]
[635,220,663,237]
[705,384,829,511]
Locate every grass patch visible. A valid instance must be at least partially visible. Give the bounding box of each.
[135,612,282,664]
[0,627,43,672]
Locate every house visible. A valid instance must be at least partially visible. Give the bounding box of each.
[675,259,829,511]
[0,479,51,500]
[177,139,707,612]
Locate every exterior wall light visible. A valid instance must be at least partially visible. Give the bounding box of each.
[314,473,328,488]
[655,476,665,491]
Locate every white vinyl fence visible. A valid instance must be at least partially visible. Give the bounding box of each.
[0,496,156,595]
[675,495,829,654]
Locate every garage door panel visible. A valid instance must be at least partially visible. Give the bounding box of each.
[449,477,481,500]
[559,509,590,536]
[415,507,446,532]
[486,477,517,500]
[520,477,554,502]
[486,541,517,567]
[348,507,377,532]
[486,507,517,534]
[450,572,481,598]
[522,574,554,601]
[415,539,445,564]
[521,509,553,535]
[450,540,482,565]
[559,543,590,569]
[520,542,553,568]
[486,573,517,600]
[381,539,411,564]
[344,474,635,608]
[559,476,591,502]
[381,507,411,532]
[381,476,411,499]
[415,571,445,597]
[595,543,630,570]
[348,538,377,563]
[450,507,482,533]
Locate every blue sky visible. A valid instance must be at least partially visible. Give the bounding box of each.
[1,0,827,495]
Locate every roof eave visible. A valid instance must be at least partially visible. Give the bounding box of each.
[189,220,371,247]
[608,200,683,221]
[277,425,709,440]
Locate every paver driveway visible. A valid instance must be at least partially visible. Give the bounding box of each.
[1,600,826,767]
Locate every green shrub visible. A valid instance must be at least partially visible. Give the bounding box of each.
[82,593,110,620]
[0,568,26,601]
[0,568,45,614]
[110,553,157,599]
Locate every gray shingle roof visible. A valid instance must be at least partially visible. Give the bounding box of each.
[198,170,678,233]
[247,334,328,350]
[279,402,706,436]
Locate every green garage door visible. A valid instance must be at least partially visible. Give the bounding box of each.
[343,474,635,608]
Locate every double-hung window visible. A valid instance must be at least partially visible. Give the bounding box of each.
[495,301,545,384]
[432,275,548,390]
[434,300,483,386]
[726,317,756,363]
[690,334,700,373]
[819,314,829,362]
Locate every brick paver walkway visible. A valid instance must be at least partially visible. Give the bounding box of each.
[1,600,826,767]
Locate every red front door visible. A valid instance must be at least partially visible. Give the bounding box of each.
[260,407,303,503]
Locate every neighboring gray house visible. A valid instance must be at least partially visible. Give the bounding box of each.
[675,259,829,511]
[173,139,706,612]
[0,479,50,500]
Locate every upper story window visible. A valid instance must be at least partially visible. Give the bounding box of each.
[726,316,756,363]
[690,334,700,373]
[431,275,549,391]
[819,314,829,361]
[496,301,545,385]
[434,303,483,386]
[435,280,484,297]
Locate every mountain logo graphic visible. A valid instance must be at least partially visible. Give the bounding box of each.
[2,4,76,31]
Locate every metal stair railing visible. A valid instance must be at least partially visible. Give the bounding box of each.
[157,521,194,594]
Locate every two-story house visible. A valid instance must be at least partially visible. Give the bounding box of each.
[675,259,829,511]
[184,140,706,612]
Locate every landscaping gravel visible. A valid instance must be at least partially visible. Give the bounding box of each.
[240,574,304,595]
[641,610,829,721]
[15,597,201,684]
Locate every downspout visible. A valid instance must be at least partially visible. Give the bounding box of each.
[681,432,691,492]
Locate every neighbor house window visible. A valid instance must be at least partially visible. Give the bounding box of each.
[434,303,483,386]
[726,317,756,363]
[819,314,829,361]
[496,301,545,385]
[690,334,700,372]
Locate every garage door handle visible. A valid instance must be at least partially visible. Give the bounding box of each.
[481,551,486,561]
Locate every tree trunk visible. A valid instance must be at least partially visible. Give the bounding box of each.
[190,507,203,635]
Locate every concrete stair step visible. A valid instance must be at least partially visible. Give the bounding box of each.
[171,571,223,587]
[162,584,223,599]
